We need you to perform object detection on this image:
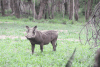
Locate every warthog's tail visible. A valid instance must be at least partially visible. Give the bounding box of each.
[65,48,76,67]
[56,43,57,47]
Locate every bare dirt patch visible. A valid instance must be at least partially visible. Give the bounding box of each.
[0,35,26,39]
[23,30,68,34]
[0,30,79,41]
[57,30,68,33]
[58,39,79,42]
[0,22,13,23]
[0,35,79,42]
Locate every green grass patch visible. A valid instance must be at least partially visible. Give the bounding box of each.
[0,16,97,67]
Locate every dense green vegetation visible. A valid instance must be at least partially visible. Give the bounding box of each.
[0,16,98,67]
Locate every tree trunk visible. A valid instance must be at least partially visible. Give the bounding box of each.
[51,0,55,19]
[64,1,68,15]
[44,3,48,19]
[34,0,35,21]
[35,2,40,15]
[13,0,20,18]
[57,1,61,12]
[48,0,51,19]
[8,0,11,10]
[1,0,5,16]
[85,0,91,20]
[72,0,74,24]
[69,0,73,20]
[29,1,37,19]
[37,0,46,19]
[74,0,79,21]
[89,0,93,16]
[85,0,87,20]
[10,0,15,14]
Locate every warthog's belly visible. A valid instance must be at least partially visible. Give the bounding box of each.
[29,38,41,44]
[43,42,50,45]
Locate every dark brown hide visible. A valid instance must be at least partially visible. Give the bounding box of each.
[26,26,58,54]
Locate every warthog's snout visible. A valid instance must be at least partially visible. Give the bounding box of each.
[25,35,35,39]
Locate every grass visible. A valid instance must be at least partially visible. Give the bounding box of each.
[0,16,98,67]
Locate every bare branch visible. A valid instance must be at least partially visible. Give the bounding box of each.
[79,2,100,47]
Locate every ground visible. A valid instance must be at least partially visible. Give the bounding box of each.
[0,21,97,67]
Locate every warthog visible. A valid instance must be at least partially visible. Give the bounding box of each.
[25,26,58,54]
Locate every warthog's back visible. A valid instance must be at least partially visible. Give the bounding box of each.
[41,30,58,36]
[39,30,58,45]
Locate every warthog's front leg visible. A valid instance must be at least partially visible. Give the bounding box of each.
[40,43,43,52]
[31,44,35,55]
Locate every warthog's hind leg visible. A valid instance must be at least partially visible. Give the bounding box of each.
[51,39,57,51]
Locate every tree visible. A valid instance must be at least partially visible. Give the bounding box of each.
[34,0,35,21]
[0,0,99,21]
[10,0,15,14]
[47,0,51,19]
[13,0,20,18]
[1,0,5,16]
[74,0,79,21]
[43,1,48,19]
[29,0,37,20]
[64,0,68,15]
[69,0,73,20]
[51,0,55,19]
[85,0,92,20]
[37,0,48,19]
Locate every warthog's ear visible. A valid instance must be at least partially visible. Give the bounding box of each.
[33,26,37,32]
[34,26,37,29]
[26,26,29,29]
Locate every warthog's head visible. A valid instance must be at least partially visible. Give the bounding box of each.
[25,26,37,39]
